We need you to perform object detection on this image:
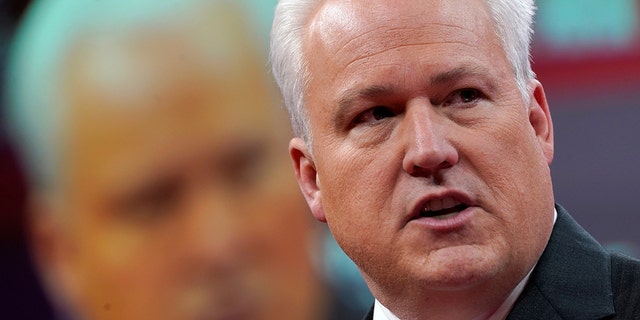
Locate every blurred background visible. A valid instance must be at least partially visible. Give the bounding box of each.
[1,0,639,319]
[533,0,640,257]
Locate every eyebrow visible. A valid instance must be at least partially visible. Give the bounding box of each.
[332,65,495,127]
[334,84,396,128]
[430,65,491,87]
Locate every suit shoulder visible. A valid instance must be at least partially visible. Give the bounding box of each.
[610,251,640,282]
[610,252,640,318]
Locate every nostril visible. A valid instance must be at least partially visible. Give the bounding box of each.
[406,158,454,180]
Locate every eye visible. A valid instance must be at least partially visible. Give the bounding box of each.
[352,105,396,126]
[114,178,181,224]
[218,141,268,190]
[443,88,483,107]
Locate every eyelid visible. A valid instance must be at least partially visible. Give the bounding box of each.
[350,105,396,128]
[442,88,484,107]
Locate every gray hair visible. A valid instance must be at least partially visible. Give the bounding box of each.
[270,0,537,144]
[4,0,270,191]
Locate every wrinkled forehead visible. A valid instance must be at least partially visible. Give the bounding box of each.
[306,0,496,60]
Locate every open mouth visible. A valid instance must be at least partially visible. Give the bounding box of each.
[417,197,469,220]
[420,204,469,219]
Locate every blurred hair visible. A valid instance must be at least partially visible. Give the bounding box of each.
[4,0,269,191]
[270,0,537,146]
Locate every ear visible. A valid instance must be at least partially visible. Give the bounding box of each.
[528,80,554,165]
[28,194,82,314]
[289,137,326,223]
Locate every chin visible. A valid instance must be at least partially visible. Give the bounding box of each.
[412,244,504,290]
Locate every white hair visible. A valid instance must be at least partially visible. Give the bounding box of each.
[270,0,537,144]
[269,0,321,145]
[4,0,270,191]
[487,0,537,100]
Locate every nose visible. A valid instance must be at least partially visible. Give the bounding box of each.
[401,100,459,177]
[182,188,250,271]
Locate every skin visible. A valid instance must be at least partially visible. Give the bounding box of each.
[291,0,556,319]
[30,7,325,320]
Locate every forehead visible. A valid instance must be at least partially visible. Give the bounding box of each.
[303,0,509,104]
[307,0,496,65]
[58,28,283,195]
[62,17,280,134]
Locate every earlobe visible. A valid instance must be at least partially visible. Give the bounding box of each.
[289,138,327,223]
[528,80,554,165]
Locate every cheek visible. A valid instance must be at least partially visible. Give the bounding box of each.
[315,144,403,256]
[460,114,554,246]
[463,113,544,195]
[72,234,170,319]
[317,145,390,215]
[251,192,315,268]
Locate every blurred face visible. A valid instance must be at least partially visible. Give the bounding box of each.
[44,25,323,320]
[293,0,555,314]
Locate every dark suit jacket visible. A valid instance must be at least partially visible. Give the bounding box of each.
[362,204,640,319]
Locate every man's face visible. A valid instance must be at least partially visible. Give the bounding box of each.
[294,0,555,308]
[41,29,323,320]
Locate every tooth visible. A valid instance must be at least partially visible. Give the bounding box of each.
[434,212,458,220]
[423,202,431,212]
[442,197,455,210]
[429,199,443,211]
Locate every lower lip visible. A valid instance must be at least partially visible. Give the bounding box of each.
[408,206,476,231]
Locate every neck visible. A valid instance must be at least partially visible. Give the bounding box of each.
[369,269,528,320]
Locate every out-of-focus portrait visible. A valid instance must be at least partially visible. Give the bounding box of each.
[0,0,639,319]
[0,0,368,319]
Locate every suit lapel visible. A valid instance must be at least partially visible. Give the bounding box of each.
[506,282,562,320]
[362,304,374,320]
[508,205,615,319]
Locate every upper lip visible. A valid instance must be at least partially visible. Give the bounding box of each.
[409,189,476,220]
